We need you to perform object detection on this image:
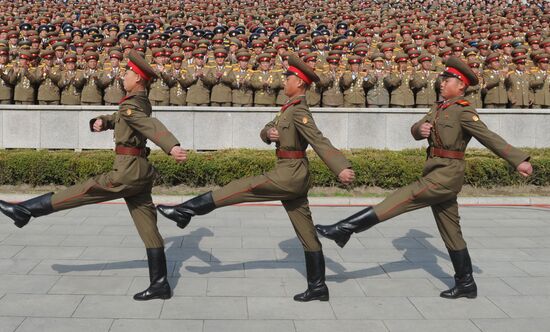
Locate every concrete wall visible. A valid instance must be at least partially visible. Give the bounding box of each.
[1,105,549,151]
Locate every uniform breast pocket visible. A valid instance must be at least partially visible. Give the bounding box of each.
[277,120,291,131]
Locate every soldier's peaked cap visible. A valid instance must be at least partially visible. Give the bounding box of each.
[440,56,478,86]
[285,54,319,84]
[127,49,157,81]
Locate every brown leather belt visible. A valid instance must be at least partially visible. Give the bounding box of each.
[115,145,146,157]
[429,147,465,160]
[276,149,306,159]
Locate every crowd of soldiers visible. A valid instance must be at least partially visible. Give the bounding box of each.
[0,0,549,108]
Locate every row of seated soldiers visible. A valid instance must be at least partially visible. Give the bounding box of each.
[1,45,549,108]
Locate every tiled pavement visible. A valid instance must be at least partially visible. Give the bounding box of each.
[1,198,550,332]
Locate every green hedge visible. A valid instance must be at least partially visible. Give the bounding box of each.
[0,148,546,189]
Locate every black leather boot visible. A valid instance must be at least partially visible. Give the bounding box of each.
[315,206,380,248]
[0,192,54,228]
[157,192,216,229]
[294,251,329,302]
[133,248,172,301]
[440,248,477,299]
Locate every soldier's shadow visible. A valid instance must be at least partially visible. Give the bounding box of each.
[325,229,482,284]
[184,229,482,287]
[51,227,218,291]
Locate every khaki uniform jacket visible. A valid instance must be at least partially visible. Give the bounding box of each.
[165,68,189,105]
[259,95,351,192]
[505,70,533,107]
[364,70,391,106]
[81,68,103,104]
[530,68,550,107]
[0,64,16,101]
[91,90,180,186]
[14,67,37,103]
[99,67,126,104]
[184,65,211,105]
[410,96,529,193]
[305,78,322,107]
[410,69,438,106]
[203,65,233,104]
[148,65,171,103]
[482,69,508,105]
[318,70,344,107]
[227,67,254,105]
[250,70,282,106]
[340,71,368,105]
[34,65,61,102]
[58,70,85,105]
[385,70,415,106]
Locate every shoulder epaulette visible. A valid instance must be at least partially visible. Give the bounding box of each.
[456,99,470,107]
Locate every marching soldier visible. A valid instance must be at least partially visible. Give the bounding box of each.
[530,53,550,109]
[166,53,189,106]
[505,55,533,109]
[148,48,171,106]
[100,51,126,106]
[13,50,37,105]
[385,53,415,108]
[35,50,61,105]
[482,53,508,109]
[184,48,210,106]
[411,53,438,108]
[364,53,390,108]
[250,53,282,106]
[0,50,188,302]
[340,55,368,108]
[0,46,15,104]
[227,50,254,107]
[157,54,355,302]
[318,55,344,107]
[80,52,103,105]
[204,48,233,106]
[58,54,85,105]
[316,57,533,299]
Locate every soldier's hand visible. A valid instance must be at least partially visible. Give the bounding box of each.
[418,122,433,138]
[92,119,103,132]
[517,161,533,177]
[267,128,279,142]
[338,168,355,185]
[170,146,188,163]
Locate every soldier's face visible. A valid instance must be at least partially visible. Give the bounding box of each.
[66,62,75,70]
[0,55,7,64]
[440,77,465,99]
[215,57,225,65]
[284,74,305,97]
[123,69,140,91]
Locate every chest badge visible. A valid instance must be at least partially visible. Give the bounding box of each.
[126,109,132,116]
[302,117,308,124]
[472,115,479,122]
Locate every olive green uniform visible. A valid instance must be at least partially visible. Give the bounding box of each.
[318,70,344,107]
[0,64,15,104]
[35,65,61,105]
[81,68,103,105]
[482,69,507,108]
[184,65,210,106]
[530,68,550,108]
[204,64,233,106]
[99,66,125,105]
[385,70,415,107]
[340,71,368,107]
[165,68,189,106]
[211,95,350,251]
[505,70,533,108]
[411,69,438,108]
[13,67,37,104]
[227,66,254,106]
[250,70,282,106]
[58,69,85,105]
[372,97,529,250]
[49,90,180,248]
[364,70,391,107]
